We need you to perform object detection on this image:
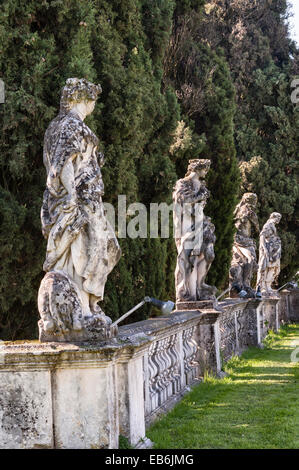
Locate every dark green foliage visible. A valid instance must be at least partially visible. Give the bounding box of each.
[238,63,299,281]
[164,11,240,288]
[203,0,299,283]
[0,0,297,339]
[0,0,179,339]
[201,57,240,288]
[185,0,298,283]
[174,0,205,17]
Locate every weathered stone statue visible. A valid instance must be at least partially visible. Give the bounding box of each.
[256,212,282,296]
[173,159,216,305]
[229,193,259,296]
[38,78,121,342]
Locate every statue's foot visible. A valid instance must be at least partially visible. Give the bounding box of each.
[73,318,83,331]
[243,286,257,298]
[91,305,104,315]
[38,271,115,342]
[84,311,112,328]
[90,299,105,315]
[198,284,217,300]
[43,319,55,333]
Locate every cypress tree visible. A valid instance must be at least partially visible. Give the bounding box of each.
[164,7,240,289]
[199,0,299,282]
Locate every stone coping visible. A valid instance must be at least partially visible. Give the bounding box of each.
[0,308,219,363]
[0,335,153,371]
[218,296,281,310]
[118,308,219,339]
[0,296,281,363]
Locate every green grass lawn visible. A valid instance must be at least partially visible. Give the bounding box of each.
[147,324,299,449]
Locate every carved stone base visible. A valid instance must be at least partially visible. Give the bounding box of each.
[38,315,118,343]
[38,270,117,343]
[261,294,280,300]
[176,300,216,311]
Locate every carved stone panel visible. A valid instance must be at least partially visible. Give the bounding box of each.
[182,326,200,384]
[147,334,181,414]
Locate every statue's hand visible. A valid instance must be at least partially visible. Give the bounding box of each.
[200,185,209,197]
[98,151,105,168]
[189,188,208,204]
[205,246,215,263]
[63,194,78,212]
[71,209,88,234]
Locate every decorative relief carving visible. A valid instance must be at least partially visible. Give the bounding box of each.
[147,335,181,413]
[219,313,237,362]
[182,326,200,384]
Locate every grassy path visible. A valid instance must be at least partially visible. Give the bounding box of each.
[147,324,299,449]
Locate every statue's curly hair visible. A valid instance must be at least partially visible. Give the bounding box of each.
[186,159,211,177]
[270,212,282,222]
[233,192,258,218]
[240,192,258,206]
[60,78,102,113]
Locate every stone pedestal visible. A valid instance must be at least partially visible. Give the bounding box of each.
[262,296,280,335]
[278,289,292,324]
[197,309,221,375]
[0,339,150,449]
[279,288,299,323]
[117,355,146,445]
[217,298,262,356]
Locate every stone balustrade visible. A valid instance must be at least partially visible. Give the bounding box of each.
[0,289,298,449]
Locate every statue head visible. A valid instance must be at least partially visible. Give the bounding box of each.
[60,78,102,114]
[241,192,258,208]
[186,159,211,178]
[270,212,282,224]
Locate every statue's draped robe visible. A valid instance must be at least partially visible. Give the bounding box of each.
[41,110,121,308]
[230,204,258,289]
[232,234,257,271]
[257,220,281,291]
[173,178,205,301]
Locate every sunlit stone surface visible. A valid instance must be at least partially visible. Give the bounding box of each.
[38,78,121,342]
[173,159,216,304]
[256,212,282,296]
[229,193,259,297]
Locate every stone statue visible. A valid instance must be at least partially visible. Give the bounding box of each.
[256,212,282,296]
[229,193,259,296]
[38,78,121,342]
[173,159,216,304]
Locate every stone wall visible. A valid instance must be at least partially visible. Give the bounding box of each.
[277,289,299,324]
[0,290,298,449]
[118,309,220,427]
[217,299,259,360]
